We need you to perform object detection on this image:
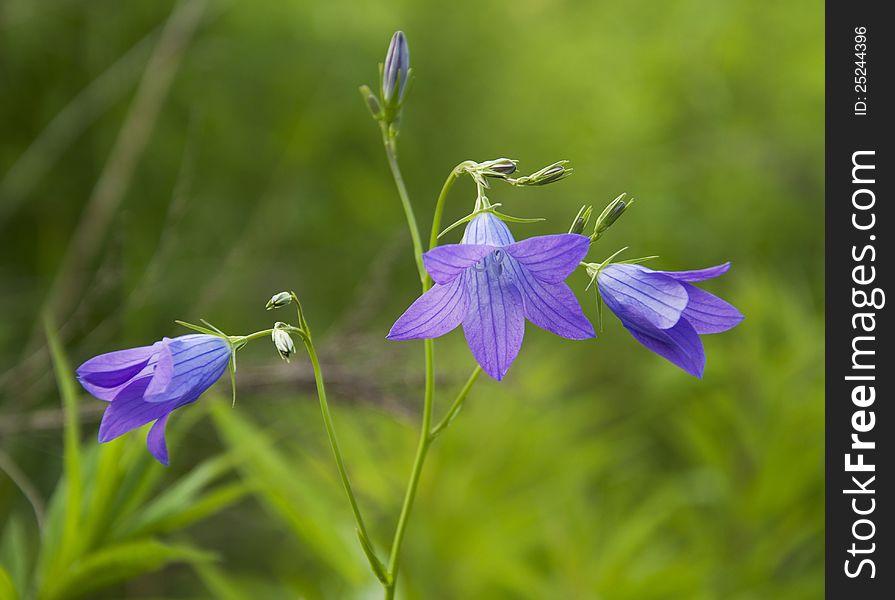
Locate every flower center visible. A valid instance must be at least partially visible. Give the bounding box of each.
[472,250,504,277]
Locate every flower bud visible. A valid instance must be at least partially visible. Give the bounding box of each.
[601,201,626,227]
[271,323,296,362]
[359,84,382,119]
[592,194,632,240]
[508,161,572,186]
[383,31,410,103]
[533,163,569,185]
[266,291,293,310]
[480,158,518,178]
[569,205,593,235]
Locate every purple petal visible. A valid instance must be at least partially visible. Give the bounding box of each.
[76,344,157,400]
[147,414,171,466]
[504,234,590,283]
[462,260,525,380]
[625,319,706,378]
[98,377,175,443]
[657,262,731,282]
[461,213,515,245]
[144,339,174,398]
[143,335,231,403]
[423,244,496,284]
[506,260,595,339]
[388,277,468,340]
[597,264,688,330]
[681,284,744,334]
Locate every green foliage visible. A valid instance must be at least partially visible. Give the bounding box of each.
[1,0,822,597]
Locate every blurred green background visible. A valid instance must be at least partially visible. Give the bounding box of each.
[0,0,823,598]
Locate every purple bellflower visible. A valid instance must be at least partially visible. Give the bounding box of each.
[388,213,595,380]
[76,334,232,465]
[597,262,743,378]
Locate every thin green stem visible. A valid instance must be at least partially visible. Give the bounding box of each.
[383,338,433,598]
[429,366,483,440]
[232,328,275,343]
[380,124,426,283]
[428,162,475,254]
[303,333,382,577]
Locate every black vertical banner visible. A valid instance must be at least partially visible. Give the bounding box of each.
[826,1,893,598]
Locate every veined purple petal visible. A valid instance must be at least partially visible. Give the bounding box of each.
[681,283,744,334]
[505,259,594,339]
[388,276,468,340]
[598,264,688,330]
[144,339,174,398]
[461,213,515,246]
[504,234,590,283]
[423,244,496,284]
[76,344,157,400]
[462,258,524,380]
[143,335,231,403]
[657,262,731,282]
[147,414,171,466]
[98,377,175,443]
[624,319,706,378]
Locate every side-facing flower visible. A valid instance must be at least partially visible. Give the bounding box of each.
[76,334,232,465]
[388,214,595,380]
[597,262,743,377]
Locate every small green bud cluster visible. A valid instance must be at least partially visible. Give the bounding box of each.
[265,291,309,361]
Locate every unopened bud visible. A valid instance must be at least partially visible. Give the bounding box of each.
[593,194,632,240]
[508,161,573,186]
[602,201,626,228]
[271,323,296,362]
[480,158,518,178]
[569,205,593,235]
[359,85,382,119]
[383,31,410,103]
[266,291,293,310]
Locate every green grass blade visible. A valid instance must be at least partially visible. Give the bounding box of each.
[43,317,82,580]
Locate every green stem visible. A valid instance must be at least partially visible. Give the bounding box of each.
[232,328,275,343]
[429,366,482,440]
[384,338,434,598]
[381,124,426,283]
[303,333,383,578]
[428,162,474,255]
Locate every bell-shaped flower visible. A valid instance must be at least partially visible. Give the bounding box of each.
[76,334,232,465]
[388,214,595,380]
[597,262,743,377]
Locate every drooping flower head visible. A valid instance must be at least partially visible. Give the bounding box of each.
[597,262,743,377]
[389,214,595,380]
[76,334,232,465]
